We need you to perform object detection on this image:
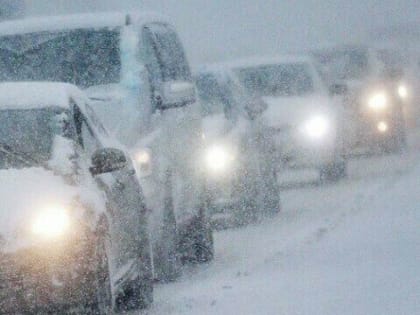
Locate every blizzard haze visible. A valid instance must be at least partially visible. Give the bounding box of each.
[25,0,420,66]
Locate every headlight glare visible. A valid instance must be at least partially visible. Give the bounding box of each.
[134,149,152,177]
[368,92,387,110]
[377,121,389,133]
[32,206,70,238]
[205,144,234,173]
[302,115,329,139]
[398,85,408,99]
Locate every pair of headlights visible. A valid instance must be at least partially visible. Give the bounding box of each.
[204,115,331,174]
[367,84,409,111]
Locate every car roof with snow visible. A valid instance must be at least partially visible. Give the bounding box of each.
[0,82,87,110]
[0,11,168,36]
[222,55,317,70]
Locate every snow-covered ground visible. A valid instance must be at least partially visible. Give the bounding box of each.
[136,131,420,315]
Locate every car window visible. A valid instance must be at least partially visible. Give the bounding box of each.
[142,23,191,83]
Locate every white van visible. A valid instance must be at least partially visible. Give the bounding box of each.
[0,12,213,281]
[229,56,347,181]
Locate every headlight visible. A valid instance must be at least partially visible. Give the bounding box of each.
[205,144,234,173]
[301,115,329,139]
[397,85,408,99]
[377,121,389,133]
[368,92,388,110]
[134,149,152,177]
[31,206,70,238]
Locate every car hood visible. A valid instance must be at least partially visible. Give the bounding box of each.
[261,94,335,128]
[0,167,102,253]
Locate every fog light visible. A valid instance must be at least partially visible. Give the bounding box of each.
[377,121,388,133]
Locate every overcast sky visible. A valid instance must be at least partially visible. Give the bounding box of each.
[25,1,420,66]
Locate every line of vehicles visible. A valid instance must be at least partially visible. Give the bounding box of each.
[0,10,415,314]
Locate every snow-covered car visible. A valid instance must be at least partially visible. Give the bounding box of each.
[0,11,214,282]
[195,66,280,227]
[0,82,152,314]
[228,56,347,181]
[312,45,407,153]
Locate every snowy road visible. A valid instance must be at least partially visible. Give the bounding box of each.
[136,131,420,315]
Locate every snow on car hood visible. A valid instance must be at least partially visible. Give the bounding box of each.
[261,94,335,128]
[0,167,102,253]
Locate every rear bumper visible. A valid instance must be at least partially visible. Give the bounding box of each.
[0,238,97,313]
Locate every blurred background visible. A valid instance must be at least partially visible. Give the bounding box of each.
[0,0,415,67]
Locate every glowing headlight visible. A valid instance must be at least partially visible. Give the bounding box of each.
[397,85,408,99]
[135,150,151,165]
[302,115,329,139]
[205,144,234,173]
[134,149,152,177]
[368,92,388,110]
[32,206,70,238]
[377,121,389,133]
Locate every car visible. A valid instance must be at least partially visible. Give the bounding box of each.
[312,45,408,153]
[0,82,153,314]
[226,56,347,182]
[0,11,214,282]
[195,65,280,227]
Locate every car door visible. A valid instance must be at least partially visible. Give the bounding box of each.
[74,104,151,276]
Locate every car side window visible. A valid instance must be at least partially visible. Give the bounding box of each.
[142,23,192,83]
[142,27,162,86]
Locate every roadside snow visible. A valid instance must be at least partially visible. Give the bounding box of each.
[141,146,419,315]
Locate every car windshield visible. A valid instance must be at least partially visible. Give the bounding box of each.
[317,48,370,81]
[237,63,314,97]
[0,28,121,88]
[0,107,70,169]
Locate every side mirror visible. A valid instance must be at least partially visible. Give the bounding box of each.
[90,148,128,176]
[244,96,268,120]
[329,83,348,96]
[158,81,196,110]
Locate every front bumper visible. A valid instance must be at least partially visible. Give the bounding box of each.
[272,129,336,169]
[0,235,97,313]
[348,110,403,152]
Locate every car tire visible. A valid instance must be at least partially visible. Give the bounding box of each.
[153,206,181,282]
[90,227,113,315]
[192,215,214,263]
[178,213,214,264]
[153,169,181,282]
[113,221,154,312]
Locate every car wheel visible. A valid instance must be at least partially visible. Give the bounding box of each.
[114,254,154,312]
[112,219,154,312]
[153,169,181,282]
[90,229,112,315]
[153,206,181,282]
[178,213,214,264]
[233,165,260,225]
[193,216,214,263]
